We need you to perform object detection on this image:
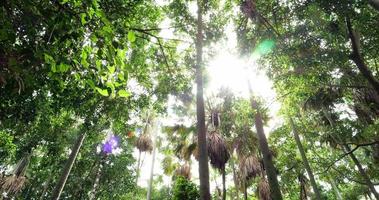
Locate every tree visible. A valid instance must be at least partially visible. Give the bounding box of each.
[173,176,200,200]
[290,117,322,200]
[195,0,211,198]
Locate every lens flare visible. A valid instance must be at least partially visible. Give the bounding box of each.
[102,135,120,155]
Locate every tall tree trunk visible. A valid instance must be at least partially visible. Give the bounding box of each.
[346,18,379,95]
[135,150,141,186]
[344,145,379,200]
[322,107,379,200]
[88,158,104,200]
[250,97,283,200]
[244,181,247,200]
[290,118,322,200]
[222,167,226,200]
[328,176,342,200]
[147,120,157,200]
[231,159,240,200]
[51,132,86,200]
[196,0,210,199]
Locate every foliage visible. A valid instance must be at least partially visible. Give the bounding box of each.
[172,176,200,200]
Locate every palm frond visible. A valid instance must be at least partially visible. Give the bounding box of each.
[207,131,230,170]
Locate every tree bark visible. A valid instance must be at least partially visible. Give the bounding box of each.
[244,181,247,200]
[231,159,240,200]
[196,0,211,199]
[344,144,379,200]
[346,18,379,95]
[135,150,141,186]
[290,118,322,200]
[147,120,157,200]
[222,167,226,200]
[250,98,283,200]
[51,132,86,200]
[88,158,104,200]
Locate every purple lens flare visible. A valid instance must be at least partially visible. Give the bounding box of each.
[102,135,121,155]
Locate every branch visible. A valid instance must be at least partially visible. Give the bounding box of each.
[346,17,379,94]
[331,166,379,185]
[318,141,379,175]
[131,28,193,43]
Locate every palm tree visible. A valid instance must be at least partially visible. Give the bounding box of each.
[135,133,153,186]
[207,130,230,200]
[195,0,211,198]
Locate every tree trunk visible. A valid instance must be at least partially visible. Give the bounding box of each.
[244,181,247,200]
[290,118,322,200]
[346,18,379,95]
[250,98,283,200]
[147,121,158,200]
[222,167,226,200]
[344,144,379,200]
[322,107,379,200]
[196,0,210,199]
[135,150,141,186]
[231,159,240,200]
[51,132,86,200]
[88,158,104,200]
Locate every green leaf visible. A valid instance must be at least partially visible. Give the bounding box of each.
[128,31,136,42]
[58,63,70,72]
[118,90,130,98]
[80,13,87,25]
[86,80,95,89]
[95,87,109,96]
[108,66,115,74]
[118,72,124,81]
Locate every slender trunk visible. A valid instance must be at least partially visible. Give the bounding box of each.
[328,176,342,200]
[250,98,282,200]
[290,118,322,200]
[244,181,247,200]
[344,144,379,200]
[346,18,379,95]
[51,132,86,200]
[147,121,157,200]
[88,158,104,200]
[231,159,240,200]
[222,167,226,200]
[322,107,379,199]
[135,151,141,186]
[196,0,210,199]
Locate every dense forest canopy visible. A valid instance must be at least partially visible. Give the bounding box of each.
[1,0,379,199]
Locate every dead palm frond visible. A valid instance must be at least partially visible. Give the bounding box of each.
[2,175,27,194]
[175,163,191,179]
[239,155,261,180]
[298,174,309,200]
[207,131,230,170]
[1,155,30,195]
[258,178,271,200]
[136,134,153,153]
